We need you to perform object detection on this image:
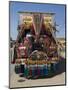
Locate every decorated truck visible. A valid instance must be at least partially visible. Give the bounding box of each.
[12,12,60,78]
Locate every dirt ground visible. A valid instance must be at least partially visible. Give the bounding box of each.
[9,51,66,88]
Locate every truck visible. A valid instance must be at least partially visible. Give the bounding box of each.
[11,12,60,78]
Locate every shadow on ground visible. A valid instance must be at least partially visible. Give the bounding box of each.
[39,57,66,79]
[54,57,66,75]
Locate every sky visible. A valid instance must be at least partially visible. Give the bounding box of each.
[9,1,66,40]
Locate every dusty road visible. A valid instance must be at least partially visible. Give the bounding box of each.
[10,71,65,88]
[9,51,66,88]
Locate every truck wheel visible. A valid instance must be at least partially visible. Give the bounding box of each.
[14,65,21,74]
